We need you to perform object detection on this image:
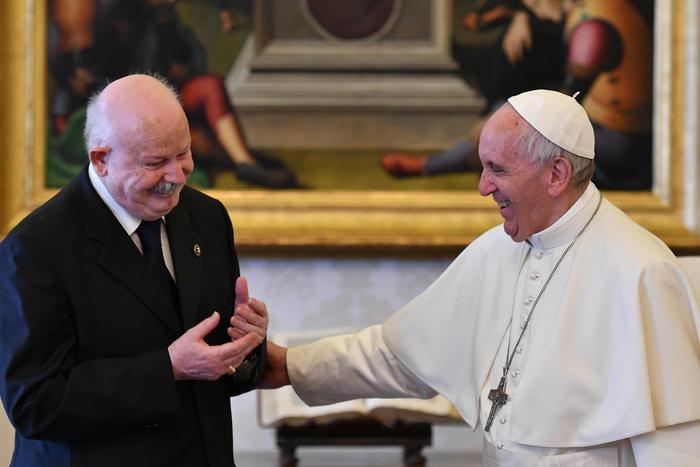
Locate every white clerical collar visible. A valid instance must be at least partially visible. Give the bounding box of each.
[88,163,145,237]
[527,182,599,251]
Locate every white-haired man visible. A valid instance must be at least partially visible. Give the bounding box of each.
[0,74,268,467]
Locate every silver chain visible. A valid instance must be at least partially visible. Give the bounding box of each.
[504,193,603,373]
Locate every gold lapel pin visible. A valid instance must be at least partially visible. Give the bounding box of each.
[193,244,201,257]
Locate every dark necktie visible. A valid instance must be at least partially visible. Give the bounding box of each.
[136,220,179,305]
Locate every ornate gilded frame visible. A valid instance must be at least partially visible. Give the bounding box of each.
[2,0,699,255]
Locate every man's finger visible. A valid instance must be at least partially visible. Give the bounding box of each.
[231,315,265,338]
[215,331,262,359]
[234,304,266,326]
[227,327,247,340]
[248,298,268,318]
[186,311,220,340]
[235,276,249,307]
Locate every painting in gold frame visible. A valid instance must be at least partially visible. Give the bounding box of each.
[2,0,700,255]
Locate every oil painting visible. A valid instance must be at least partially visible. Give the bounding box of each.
[4,0,696,252]
[45,0,654,194]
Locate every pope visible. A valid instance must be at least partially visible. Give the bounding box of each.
[241,89,700,466]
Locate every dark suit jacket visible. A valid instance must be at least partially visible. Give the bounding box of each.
[0,167,264,467]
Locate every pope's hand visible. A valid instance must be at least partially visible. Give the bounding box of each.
[228,276,269,341]
[258,341,291,389]
[168,311,263,381]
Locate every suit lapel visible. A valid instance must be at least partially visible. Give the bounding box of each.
[72,167,182,336]
[165,205,203,330]
[97,232,182,335]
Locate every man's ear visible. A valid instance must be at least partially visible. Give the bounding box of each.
[89,147,112,176]
[546,156,573,197]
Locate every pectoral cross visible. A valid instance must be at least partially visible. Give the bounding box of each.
[484,372,508,432]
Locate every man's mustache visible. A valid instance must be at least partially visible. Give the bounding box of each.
[150,182,180,195]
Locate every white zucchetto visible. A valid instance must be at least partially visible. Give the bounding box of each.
[508,89,595,159]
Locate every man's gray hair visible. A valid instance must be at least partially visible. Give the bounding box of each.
[83,73,180,153]
[514,113,595,188]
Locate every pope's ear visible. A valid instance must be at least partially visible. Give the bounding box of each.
[547,156,573,197]
[89,146,112,176]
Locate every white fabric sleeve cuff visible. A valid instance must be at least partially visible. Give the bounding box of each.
[287,325,436,406]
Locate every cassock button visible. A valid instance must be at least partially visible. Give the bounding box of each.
[511,369,520,378]
[193,244,201,257]
[500,415,508,424]
[516,346,524,354]
[535,251,543,259]
[524,297,533,306]
[497,442,504,449]
[529,272,540,281]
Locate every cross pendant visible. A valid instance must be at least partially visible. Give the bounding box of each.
[484,375,508,432]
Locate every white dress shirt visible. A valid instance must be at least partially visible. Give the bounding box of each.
[88,163,176,281]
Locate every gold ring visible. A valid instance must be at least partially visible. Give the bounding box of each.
[227,365,236,376]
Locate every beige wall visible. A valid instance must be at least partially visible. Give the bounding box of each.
[0,407,12,464]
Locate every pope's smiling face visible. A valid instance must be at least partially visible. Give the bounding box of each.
[477,105,557,243]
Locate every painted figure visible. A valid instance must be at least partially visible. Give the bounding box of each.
[383,0,653,190]
[48,0,297,189]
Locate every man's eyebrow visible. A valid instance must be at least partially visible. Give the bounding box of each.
[140,154,166,161]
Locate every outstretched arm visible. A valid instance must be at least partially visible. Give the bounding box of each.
[227,285,436,404]
[286,325,437,406]
[259,341,291,389]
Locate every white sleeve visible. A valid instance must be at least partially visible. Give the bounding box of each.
[287,325,437,406]
[630,421,700,466]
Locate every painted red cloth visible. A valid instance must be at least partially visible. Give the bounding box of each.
[179,74,233,132]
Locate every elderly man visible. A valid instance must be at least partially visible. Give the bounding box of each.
[252,90,700,466]
[0,74,267,467]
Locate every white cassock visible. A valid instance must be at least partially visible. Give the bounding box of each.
[287,183,700,466]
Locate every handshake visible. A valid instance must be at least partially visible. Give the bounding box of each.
[166,276,288,387]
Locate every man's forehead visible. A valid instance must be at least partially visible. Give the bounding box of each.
[101,77,180,125]
[108,97,187,145]
[481,110,523,151]
[487,104,526,131]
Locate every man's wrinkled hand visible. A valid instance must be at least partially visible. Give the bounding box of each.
[168,311,263,381]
